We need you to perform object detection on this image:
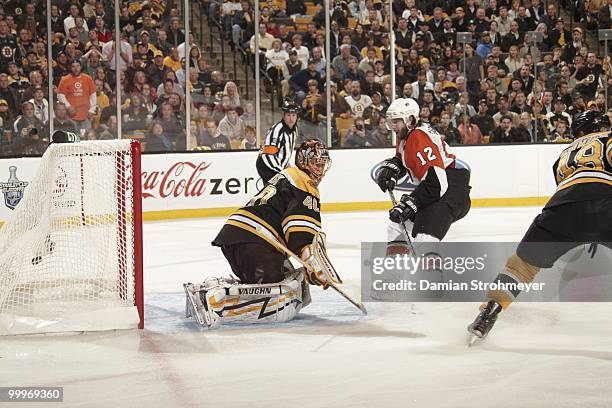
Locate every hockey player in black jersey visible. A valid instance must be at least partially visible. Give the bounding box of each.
[468,110,612,343]
[256,100,300,183]
[184,140,342,327]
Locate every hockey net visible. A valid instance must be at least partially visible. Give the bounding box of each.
[0,140,143,335]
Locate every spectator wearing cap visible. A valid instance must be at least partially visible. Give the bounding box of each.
[549,18,570,48]
[441,17,456,44]
[102,31,132,73]
[546,97,572,131]
[57,58,97,130]
[145,50,169,89]
[561,27,585,64]
[476,31,493,59]
[453,7,469,32]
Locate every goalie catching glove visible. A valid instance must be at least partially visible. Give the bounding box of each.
[301,232,342,288]
[376,156,407,192]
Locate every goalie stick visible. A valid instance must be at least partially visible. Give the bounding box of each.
[388,190,417,255]
[248,223,367,315]
[277,239,368,316]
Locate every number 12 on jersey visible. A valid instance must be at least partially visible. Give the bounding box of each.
[416,147,437,165]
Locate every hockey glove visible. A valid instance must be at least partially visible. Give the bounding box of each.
[389,194,419,224]
[376,157,407,192]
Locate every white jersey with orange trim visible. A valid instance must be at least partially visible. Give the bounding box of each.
[396,123,457,202]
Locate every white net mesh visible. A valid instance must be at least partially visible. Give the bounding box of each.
[0,140,141,335]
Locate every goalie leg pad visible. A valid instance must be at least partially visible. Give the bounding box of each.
[185,274,305,328]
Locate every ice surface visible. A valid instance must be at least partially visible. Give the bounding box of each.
[1,207,612,408]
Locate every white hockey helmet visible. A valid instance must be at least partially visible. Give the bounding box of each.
[386,98,420,129]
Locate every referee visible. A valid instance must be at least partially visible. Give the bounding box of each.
[256,100,300,183]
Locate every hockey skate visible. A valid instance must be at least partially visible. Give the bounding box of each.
[183,281,221,328]
[467,300,502,346]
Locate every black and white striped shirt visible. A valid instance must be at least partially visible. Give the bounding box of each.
[259,120,297,172]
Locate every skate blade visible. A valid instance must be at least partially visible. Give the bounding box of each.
[467,330,484,347]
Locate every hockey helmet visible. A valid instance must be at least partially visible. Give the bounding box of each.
[295,139,331,186]
[281,100,300,114]
[571,110,611,137]
[386,98,420,130]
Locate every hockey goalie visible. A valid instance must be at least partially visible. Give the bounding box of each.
[184,139,342,327]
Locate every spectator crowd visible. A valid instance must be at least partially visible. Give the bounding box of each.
[0,0,611,155]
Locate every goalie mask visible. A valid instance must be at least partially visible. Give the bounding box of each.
[295,139,331,186]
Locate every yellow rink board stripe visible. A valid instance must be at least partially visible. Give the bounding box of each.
[141,197,550,222]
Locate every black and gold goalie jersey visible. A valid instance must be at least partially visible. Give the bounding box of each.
[547,131,612,208]
[212,167,322,256]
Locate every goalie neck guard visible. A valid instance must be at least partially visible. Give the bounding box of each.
[295,139,331,187]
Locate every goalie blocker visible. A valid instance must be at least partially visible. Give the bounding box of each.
[184,140,341,327]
